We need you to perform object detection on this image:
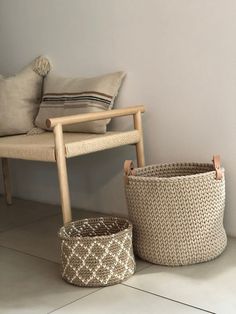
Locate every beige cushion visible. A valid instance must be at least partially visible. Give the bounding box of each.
[0,131,140,162]
[0,57,51,137]
[35,72,126,134]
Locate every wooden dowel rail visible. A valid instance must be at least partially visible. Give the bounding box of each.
[53,123,72,224]
[47,104,146,224]
[2,158,12,205]
[46,105,145,128]
[133,111,145,167]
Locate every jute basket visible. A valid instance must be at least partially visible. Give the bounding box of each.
[59,217,135,287]
[124,155,227,266]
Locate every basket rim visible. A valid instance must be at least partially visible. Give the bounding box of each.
[139,161,213,167]
[129,163,225,182]
[59,216,132,240]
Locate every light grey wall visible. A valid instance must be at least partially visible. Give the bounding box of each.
[0,0,236,235]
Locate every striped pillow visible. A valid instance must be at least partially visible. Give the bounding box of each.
[35,71,126,133]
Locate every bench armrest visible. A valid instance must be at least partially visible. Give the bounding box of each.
[46,105,145,128]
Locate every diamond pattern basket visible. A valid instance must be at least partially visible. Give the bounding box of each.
[59,217,135,287]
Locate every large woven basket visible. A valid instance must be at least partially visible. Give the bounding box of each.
[124,155,227,266]
[59,217,135,287]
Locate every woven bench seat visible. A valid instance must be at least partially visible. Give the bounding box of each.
[0,130,140,162]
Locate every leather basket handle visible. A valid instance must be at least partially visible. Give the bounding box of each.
[212,155,223,180]
[124,160,135,184]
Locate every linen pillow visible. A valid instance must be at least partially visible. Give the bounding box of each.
[35,71,126,133]
[0,56,51,136]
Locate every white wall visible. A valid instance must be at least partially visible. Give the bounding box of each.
[0,0,236,235]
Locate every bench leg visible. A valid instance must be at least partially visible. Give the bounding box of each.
[53,124,72,225]
[2,158,12,205]
[133,111,145,167]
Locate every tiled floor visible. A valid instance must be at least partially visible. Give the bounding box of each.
[0,197,235,314]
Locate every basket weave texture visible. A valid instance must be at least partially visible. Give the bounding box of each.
[125,162,227,266]
[59,217,135,287]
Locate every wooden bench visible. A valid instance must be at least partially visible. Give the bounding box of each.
[0,105,145,224]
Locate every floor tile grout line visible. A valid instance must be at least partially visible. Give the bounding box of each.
[122,283,216,314]
[134,263,153,274]
[47,287,105,314]
[0,203,105,234]
[0,242,153,273]
[0,242,155,313]
[0,212,61,234]
[0,244,60,265]
[0,246,153,272]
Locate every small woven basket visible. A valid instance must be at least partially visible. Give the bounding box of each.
[59,217,135,287]
[124,155,227,266]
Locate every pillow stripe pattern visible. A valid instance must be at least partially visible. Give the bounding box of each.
[35,71,126,133]
[42,91,113,108]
